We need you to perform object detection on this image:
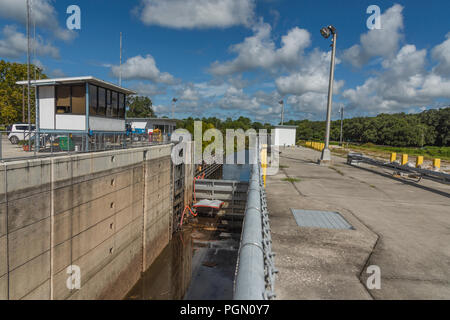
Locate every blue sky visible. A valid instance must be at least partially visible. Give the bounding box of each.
[0,0,450,123]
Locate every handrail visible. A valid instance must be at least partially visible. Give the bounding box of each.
[233,145,277,300]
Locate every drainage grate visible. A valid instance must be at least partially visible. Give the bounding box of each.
[290,209,354,230]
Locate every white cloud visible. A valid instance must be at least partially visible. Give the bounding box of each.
[209,22,311,75]
[275,49,344,96]
[0,25,59,59]
[432,32,450,75]
[179,84,200,101]
[287,92,329,118]
[132,82,167,96]
[343,44,450,114]
[135,0,255,29]
[50,68,66,77]
[0,0,75,41]
[111,55,175,84]
[342,4,404,67]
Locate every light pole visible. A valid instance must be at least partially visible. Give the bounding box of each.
[319,25,337,164]
[279,100,284,125]
[171,98,178,119]
[339,105,344,146]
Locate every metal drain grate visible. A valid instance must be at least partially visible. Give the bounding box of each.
[290,209,354,230]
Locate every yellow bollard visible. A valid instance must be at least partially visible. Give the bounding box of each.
[433,159,441,170]
[416,156,424,168]
[390,152,397,163]
[261,144,268,188]
[401,154,408,166]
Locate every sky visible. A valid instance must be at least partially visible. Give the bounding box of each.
[0,0,449,123]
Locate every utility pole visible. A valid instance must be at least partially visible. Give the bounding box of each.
[339,106,344,146]
[119,32,122,87]
[279,100,284,125]
[172,98,178,119]
[26,0,31,152]
[319,25,337,164]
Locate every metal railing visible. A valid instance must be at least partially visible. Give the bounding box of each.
[0,130,171,162]
[347,152,450,185]
[233,146,277,300]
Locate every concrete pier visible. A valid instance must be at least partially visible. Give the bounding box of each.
[267,146,450,299]
[0,144,193,300]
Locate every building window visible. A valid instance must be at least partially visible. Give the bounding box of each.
[71,85,86,115]
[55,84,86,115]
[98,87,106,115]
[111,91,118,117]
[55,85,71,114]
[89,84,97,116]
[118,93,125,118]
[106,89,112,117]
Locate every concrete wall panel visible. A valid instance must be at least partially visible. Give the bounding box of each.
[8,217,50,270]
[0,235,6,277]
[9,251,50,300]
[0,274,7,300]
[0,142,185,300]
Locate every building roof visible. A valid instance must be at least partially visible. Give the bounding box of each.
[16,76,136,95]
[274,125,297,129]
[126,118,177,124]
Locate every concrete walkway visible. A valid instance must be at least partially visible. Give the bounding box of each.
[266,146,450,300]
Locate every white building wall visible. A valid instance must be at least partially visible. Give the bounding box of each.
[89,117,125,132]
[274,127,296,146]
[56,114,86,131]
[38,86,55,130]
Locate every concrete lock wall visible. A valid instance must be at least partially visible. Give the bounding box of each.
[0,143,192,300]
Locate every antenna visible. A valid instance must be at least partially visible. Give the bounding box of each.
[119,32,122,86]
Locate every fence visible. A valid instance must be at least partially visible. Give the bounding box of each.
[233,145,277,300]
[0,130,171,162]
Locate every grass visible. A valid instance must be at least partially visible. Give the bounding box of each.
[282,177,301,183]
[299,140,450,160]
[279,165,289,169]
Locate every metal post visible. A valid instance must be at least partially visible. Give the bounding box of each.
[320,30,337,164]
[22,85,25,123]
[279,100,284,125]
[119,32,122,87]
[35,85,40,153]
[172,98,177,119]
[339,106,344,146]
[26,0,31,153]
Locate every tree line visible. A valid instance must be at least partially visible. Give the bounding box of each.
[284,108,450,147]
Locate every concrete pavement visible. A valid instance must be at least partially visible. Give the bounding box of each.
[266,146,450,300]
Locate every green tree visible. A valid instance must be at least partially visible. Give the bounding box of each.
[0,60,47,125]
[126,96,155,118]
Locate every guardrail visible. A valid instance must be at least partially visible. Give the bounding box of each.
[0,130,171,162]
[347,152,450,185]
[233,146,277,300]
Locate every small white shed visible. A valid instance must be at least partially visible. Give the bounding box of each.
[273,125,297,147]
